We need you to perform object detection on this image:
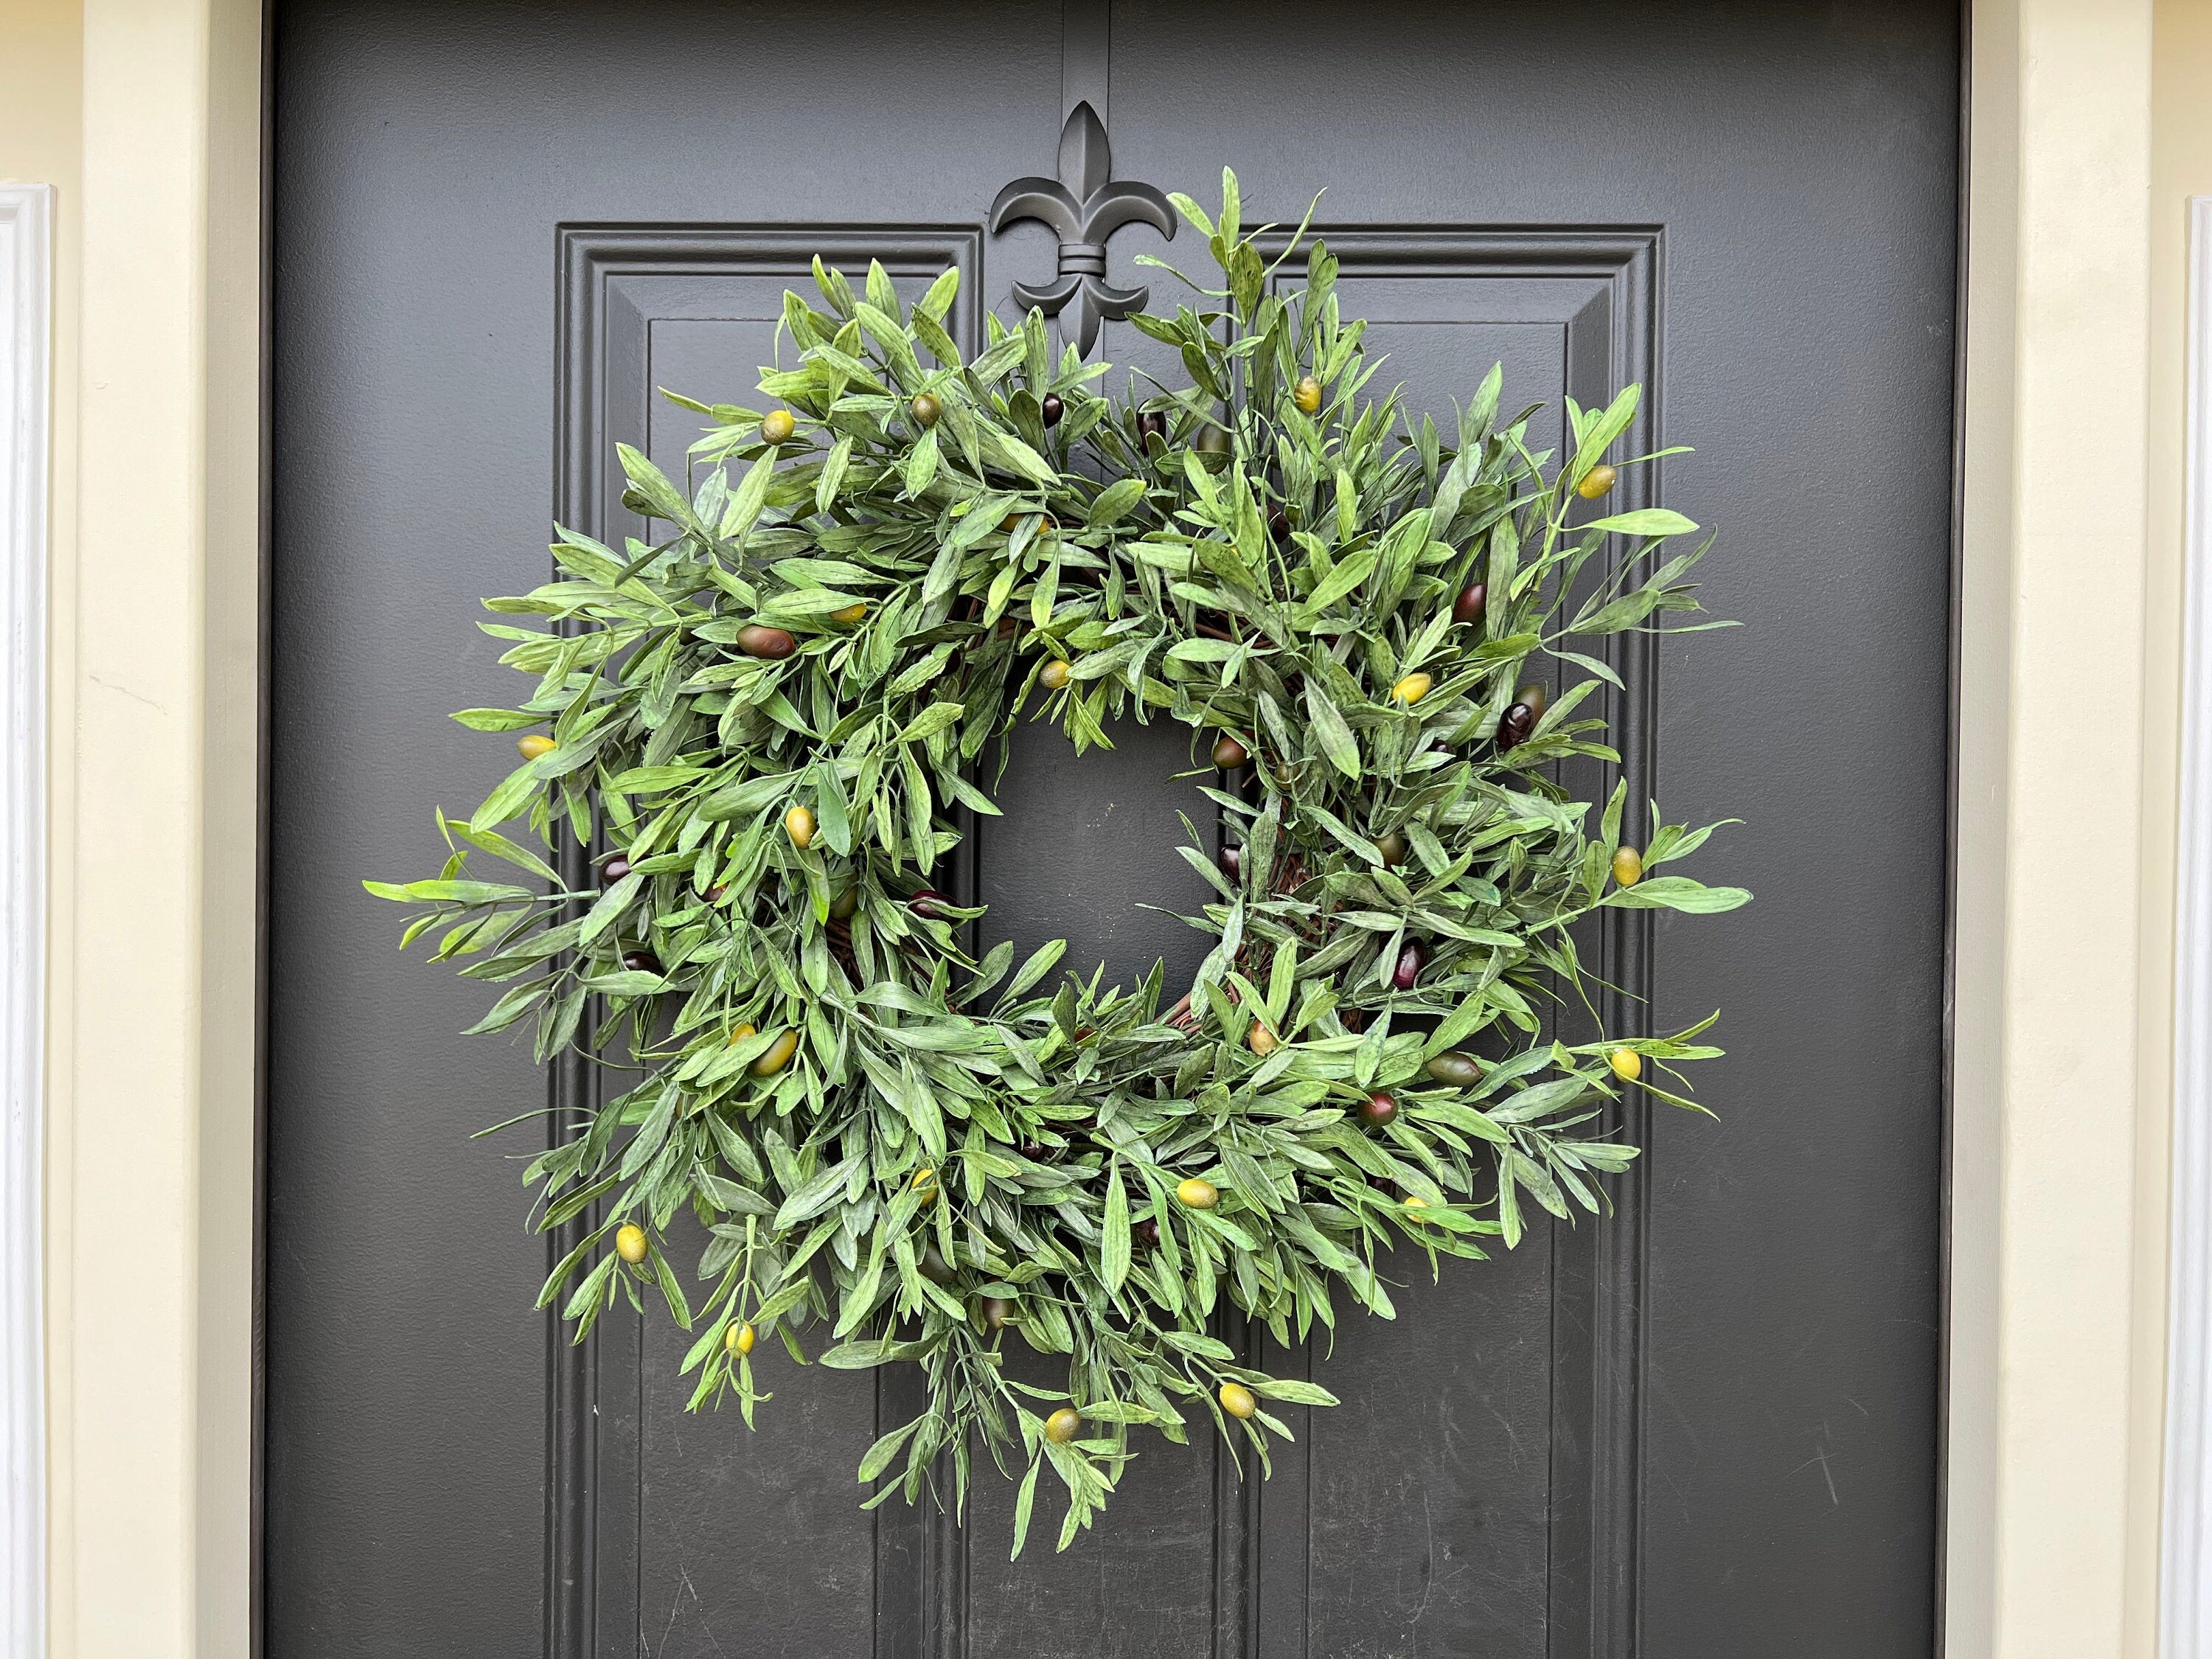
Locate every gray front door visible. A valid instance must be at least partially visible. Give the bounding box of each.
[268,3,1958,1653]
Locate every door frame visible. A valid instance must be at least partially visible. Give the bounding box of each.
[27,1,2175,1654]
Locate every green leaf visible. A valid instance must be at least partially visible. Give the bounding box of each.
[1102,1164,1131,1294]
[1304,680,1361,779]
[1600,876,1752,914]
[1582,507,1697,538]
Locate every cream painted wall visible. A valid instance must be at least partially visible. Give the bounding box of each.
[0,1,2198,1655]
[0,4,81,1655]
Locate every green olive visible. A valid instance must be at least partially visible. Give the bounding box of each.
[1424,1051,1485,1088]
[751,1029,799,1076]
[911,392,942,428]
[1376,830,1408,866]
[919,1245,958,1285]
[1576,462,1617,499]
[1045,1407,1082,1444]
[1611,846,1644,888]
[830,887,859,920]
[980,1296,1013,1331]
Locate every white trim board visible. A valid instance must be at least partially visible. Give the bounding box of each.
[2170,194,2212,1659]
[0,181,48,1659]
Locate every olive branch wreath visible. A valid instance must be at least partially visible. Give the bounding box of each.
[370,172,1747,1555]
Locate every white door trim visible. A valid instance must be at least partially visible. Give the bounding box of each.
[0,181,49,1659]
[2168,193,2212,1659]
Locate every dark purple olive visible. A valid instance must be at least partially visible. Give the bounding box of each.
[910,888,953,919]
[919,1245,957,1286]
[1425,1051,1485,1088]
[1496,701,1537,750]
[737,625,797,660]
[1453,582,1487,627]
[1212,734,1250,770]
[1268,508,1290,545]
[1040,393,1064,427]
[1137,411,1169,445]
[980,1296,1014,1330]
[1375,830,1408,867]
[601,855,633,883]
[1133,1217,1159,1249]
[1358,1091,1399,1130]
[1019,1139,1048,1161]
[1220,846,1242,880]
[1392,940,1425,991]
[622,949,664,976]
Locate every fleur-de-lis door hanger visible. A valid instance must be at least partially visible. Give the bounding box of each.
[989,100,1175,358]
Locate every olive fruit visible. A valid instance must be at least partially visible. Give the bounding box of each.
[727,1321,757,1356]
[1194,423,1231,456]
[830,886,859,920]
[1375,830,1408,867]
[1425,1050,1485,1088]
[1268,507,1290,545]
[751,1029,799,1077]
[1453,581,1488,627]
[919,1245,957,1285]
[760,408,796,445]
[911,392,942,428]
[1496,701,1536,750]
[1609,1046,1643,1083]
[1212,734,1251,770]
[1177,1177,1220,1211]
[1358,1091,1399,1130]
[1514,683,1548,723]
[830,602,868,625]
[1044,1408,1083,1444]
[1019,1138,1049,1161]
[980,1295,1014,1331]
[1220,845,1242,880]
[1133,1217,1159,1249]
[1248,1023,1279,1056]
[1038,658,1072,690]
[518,734,557,761]
[1137,410,1169,445]
[912,1166,937,1193]
[615,1224,649,1265]
[737,624,797,659]
[622,949,664,975]
[1611,845,1645,888]
[1576,462,1617,500]
[910,888,953,919]
[1392,672,1433,706]
[785,804,817,849]
[601,855,633,883]
[1040,392,1064,427]
[1293,375,1323,414]
[1219,1381,1259,1419]
[1392,940,1425,991]
[726,1021,757,1046]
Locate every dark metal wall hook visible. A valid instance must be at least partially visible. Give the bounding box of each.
[988,101,1174,358]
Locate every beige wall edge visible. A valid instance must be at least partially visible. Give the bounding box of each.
[3,0,2185,1653]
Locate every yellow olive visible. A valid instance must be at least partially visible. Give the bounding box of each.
[1576,462,1617,500]
[1376,830,1408,866]
[727,1321,757,1356]
[1044,1407,1082,1444]
[1039,658,1072,690]
[785,805,817,849]
[1248,1023,1279,1057]
[1293,375,1323,414]
[1609,1046,1643,1082]
[1176,1177,1220,1211]
[1392,672,1433,706]
[911,392,942,428]
[830,602,869,625]
[614,1224,649,1265]
[760,408,796,445]
[726,1020,757,1046]
[913,1166,937,1192]
[518,734,557,760]
[751,1029,799,1076]
[1612,845,1645,888]
[1219,1382,1259,1419]
[1403,1194,1430,1214]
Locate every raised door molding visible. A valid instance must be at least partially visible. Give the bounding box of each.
[0,180,49,1659]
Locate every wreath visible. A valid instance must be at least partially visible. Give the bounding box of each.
[371,173,1747,1554]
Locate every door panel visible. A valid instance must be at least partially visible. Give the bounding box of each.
[270,3,1956,1655]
